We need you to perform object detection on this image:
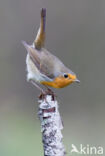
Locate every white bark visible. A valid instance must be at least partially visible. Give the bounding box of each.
[38,95,66,156]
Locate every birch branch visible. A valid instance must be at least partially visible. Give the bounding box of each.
[38,94,66,156]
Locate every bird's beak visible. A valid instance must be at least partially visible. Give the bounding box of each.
[75,78,80,83]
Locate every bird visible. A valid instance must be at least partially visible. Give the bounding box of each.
[22,8,80,94]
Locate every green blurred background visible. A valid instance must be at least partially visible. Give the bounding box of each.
[0,0,105,155]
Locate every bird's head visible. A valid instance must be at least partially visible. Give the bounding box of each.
[53,73,80,88]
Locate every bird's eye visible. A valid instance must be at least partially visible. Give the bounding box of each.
[63,74,68,78]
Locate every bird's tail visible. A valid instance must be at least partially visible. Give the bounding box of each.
[34,8,46,49]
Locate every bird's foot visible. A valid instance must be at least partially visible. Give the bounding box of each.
[45,88,56,101]
[39,88,56,101]
[38,90,46,99]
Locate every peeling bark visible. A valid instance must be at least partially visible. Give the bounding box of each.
[38,95,66,156]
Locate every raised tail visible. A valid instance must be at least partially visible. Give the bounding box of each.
[34,8,46,49]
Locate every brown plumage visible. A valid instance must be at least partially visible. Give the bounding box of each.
[22,8,80,91]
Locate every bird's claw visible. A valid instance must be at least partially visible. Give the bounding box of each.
[38,88,56,101]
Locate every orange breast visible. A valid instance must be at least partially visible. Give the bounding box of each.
[41,76,75,88]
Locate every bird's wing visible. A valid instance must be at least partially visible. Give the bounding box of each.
[22,41,72,80]
[39,49,62,78]
[22,41,62,80]
[22,41,41,70]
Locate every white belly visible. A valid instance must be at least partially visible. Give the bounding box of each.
[26,54,44,82]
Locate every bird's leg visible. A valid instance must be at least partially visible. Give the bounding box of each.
[30,80,56,100]
[30,80,50,100]
[30,80,47,99]
[43,85,53,93]
[30,80,45,93]
[43,85,56,100]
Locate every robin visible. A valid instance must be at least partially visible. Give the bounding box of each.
[22,8,80,94]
